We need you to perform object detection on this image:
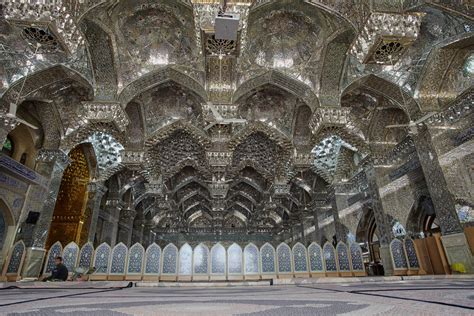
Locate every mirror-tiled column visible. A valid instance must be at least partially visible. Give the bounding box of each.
[411,124,473,273]
[85,182,107,243]
[20,149,70,278]
[364,162,395,276]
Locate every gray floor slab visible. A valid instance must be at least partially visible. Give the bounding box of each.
[0,279,473,315]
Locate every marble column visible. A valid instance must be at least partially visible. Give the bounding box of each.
[411,125,473,272]
[85,183,107,244]
[364,163,395,275]
[20,149,70,278]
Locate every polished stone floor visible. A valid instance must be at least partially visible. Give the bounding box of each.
[0,279,473,315]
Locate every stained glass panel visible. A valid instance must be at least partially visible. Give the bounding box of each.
[211,243,226,275]
[44,242,63,274]
[78,242,94,270]
[162,244,178,275]
[390,239,408,269]
[244,243,259,275]
[260,243,276,273]
[178,243,192,276]
[110,243,128,274]
[323,242,337,272]
[349,243,364,272]
[62,242,79,272]
[292,242,308,273]
[277,243,292,274]
[94,243,111,274]
[336,242,351,272]
[144,243,161,275]
[6,241,25,274]
[127,243,145,274]
[193,243,209,275]
[227,243,243,275]
[404,238,419,269]
[308,243,324,272]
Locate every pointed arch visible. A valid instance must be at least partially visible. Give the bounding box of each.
[342,74,421,120]
[0,65,93,107]
[119,66,207,106]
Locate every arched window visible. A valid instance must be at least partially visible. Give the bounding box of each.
[2,137,14,157]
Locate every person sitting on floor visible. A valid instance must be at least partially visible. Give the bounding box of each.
[43,256,69,281]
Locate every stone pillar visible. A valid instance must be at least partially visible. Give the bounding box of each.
[144,224,154,247]
[85,183,107,243]
[328,185,348,244]
[100,201,122,247]
[364,163,395,276]
[312,206,322,244]
[300,216,306,245]
[20,149,70,278]
[411,125,473,272]
[132,219,145,245]
[118,209,136,246]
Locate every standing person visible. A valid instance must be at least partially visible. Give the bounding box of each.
[43,256,69,281]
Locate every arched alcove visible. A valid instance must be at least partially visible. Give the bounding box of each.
[356,208,380,263]
[46,144,95,248]
[406,196,440,237]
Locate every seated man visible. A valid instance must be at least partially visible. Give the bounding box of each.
[43,256,69,281]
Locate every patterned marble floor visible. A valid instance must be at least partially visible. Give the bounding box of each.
[0,279,473,315]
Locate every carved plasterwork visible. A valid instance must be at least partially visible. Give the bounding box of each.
[80,102,129,132]
[3,0,86,55]
[416,34,474,111]
[350,12,424,65]
[233,70,319,110]
[136,82,203,137]
[118,66,207,105]
[242,0,354,96]
[111,0,200,87]
[146,130,208,180]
